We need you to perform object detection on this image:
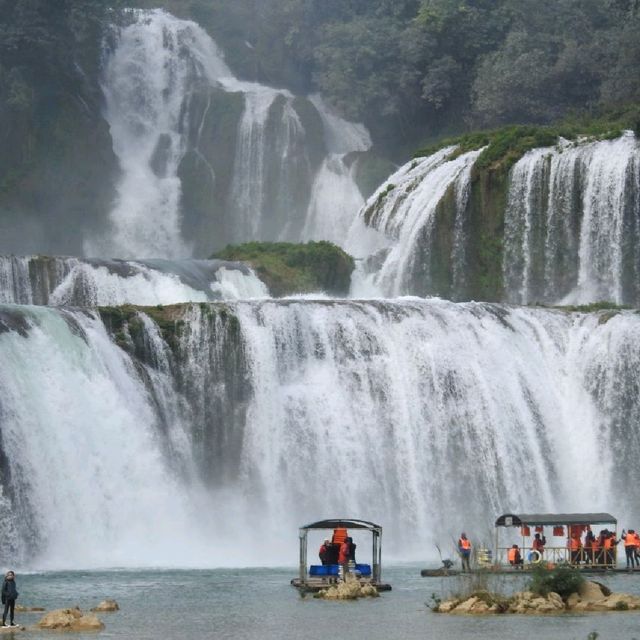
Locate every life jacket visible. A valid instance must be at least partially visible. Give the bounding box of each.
[459,538,471,550]
[533,538,545,551]
[632,532,640,546]
[569,537,581,551]
[338,542,350,564]
[508,547,519,563]
[603,536,614,550]
[624,533,636,547]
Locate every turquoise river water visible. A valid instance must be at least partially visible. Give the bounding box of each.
[7,566,640,639]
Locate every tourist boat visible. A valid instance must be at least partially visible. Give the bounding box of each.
[494,512,620,571]
[290,518,392,592]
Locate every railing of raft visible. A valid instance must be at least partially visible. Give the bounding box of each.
[494,546,618,569]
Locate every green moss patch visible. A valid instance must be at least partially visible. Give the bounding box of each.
[213,241,355,297]
[415,104,640,174]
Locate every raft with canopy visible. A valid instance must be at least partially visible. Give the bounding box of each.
[290,518,392,592]
[494,512,618,569]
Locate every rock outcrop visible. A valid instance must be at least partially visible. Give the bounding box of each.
[37,608,104,631]
[315,576,379,600]
[435,581,640,614]
[91,600,119,612]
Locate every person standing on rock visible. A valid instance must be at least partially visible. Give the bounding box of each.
[458,533,472,572]
[1,570,19,628]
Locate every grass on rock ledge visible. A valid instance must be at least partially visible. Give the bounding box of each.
[213,241,355,297]
[415,104,640,173]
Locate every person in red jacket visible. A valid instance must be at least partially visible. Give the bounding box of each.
[338,538,350,580]
[318,538,331,565]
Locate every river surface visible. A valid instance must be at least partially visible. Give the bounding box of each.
[9,566,640,639]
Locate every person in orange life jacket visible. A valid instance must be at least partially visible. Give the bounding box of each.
[532,533,546,556]
[338,538,350,579]
[584,530,596,564]
[602,530,619,566]
[319,538,331,566]
[621,529,637,570]
[633,531,640,566]
[508,544,523,568]
[458,533,472,572]
[568,534,582,564]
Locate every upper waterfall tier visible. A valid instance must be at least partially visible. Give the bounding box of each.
[86,9,372,259]
[353,132,640,305]
[0,256,267,306]
[1,298,638,567]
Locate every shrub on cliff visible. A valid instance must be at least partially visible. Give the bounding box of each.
[213,241,355,297]
[528,564,584,600]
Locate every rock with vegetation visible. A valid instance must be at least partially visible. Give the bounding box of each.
[435,566,640,615]
[37,607,104,631]
[213,242,355,297]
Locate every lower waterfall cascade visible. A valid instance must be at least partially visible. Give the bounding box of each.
[1,299,640,567]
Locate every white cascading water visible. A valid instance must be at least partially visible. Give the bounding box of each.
[89,9,370,257]
[503,132,640,305]
[2,300,640,566]
[86,10,230,258]
[301,95,372,244]
[349,147,482,297]
[0,256,267,305]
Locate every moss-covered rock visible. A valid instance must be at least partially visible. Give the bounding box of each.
[213,241,355,296]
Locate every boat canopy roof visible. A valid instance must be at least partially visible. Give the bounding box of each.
[495,513,617,527]
[300,519,382,532]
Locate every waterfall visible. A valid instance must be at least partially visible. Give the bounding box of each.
[503,132,640,305]
[2,299,640,566]
[350,147,482,297]
[89,9,370,257]
[301,96,372,244]
[355,132,640,303]
[86,10,232,258]
[0,256,267,305]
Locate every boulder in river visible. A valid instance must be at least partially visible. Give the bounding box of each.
[37,607,104,631]
[91,600,119,612]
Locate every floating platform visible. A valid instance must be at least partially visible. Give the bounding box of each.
[290,577,392,592]
[420,567,640,577]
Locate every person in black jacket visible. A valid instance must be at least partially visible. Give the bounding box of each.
[1,571,19,627]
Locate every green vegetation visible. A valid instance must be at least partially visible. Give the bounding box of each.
[155,0,640,158]
[415,104,640,173]
[528,564,585,600]
[214,241,355,297]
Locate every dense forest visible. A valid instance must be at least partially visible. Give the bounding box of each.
[141,0,640,151]
[2,0,640,155]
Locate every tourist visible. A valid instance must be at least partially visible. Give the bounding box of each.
[338,537,350,580]
[568,533,582,565]
[602,530,619,567]
[584,530,596,565]
[621,529,637,570]
[1,571,18,628]
[347,536,356,564]
[532,532,546,557]
[458,533,472,572]
[319,538,331,565]
[508,544,523,568]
